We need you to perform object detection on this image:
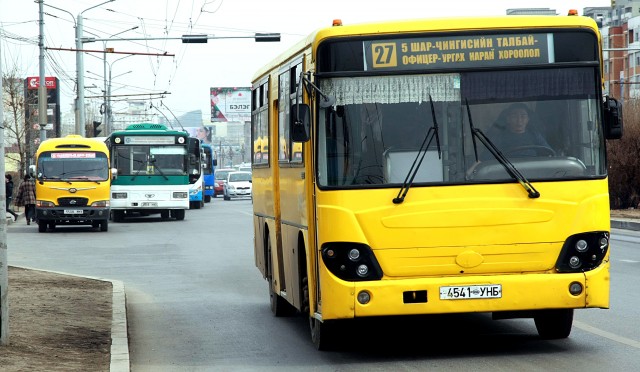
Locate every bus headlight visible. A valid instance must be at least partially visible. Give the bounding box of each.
[555,232,609,273]
[321,243,383,281]
[173,192,188,198]
[90,200,110,207]
[112,192,127,199]
[36,200,55,208]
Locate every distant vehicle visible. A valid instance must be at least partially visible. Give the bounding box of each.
[223,171,252,200]
[237,163,252,173]
[32,135,113,232]
[214,168,235,198]
[201,144,217,203]
[107,123,191,222]
[188,143,204,210]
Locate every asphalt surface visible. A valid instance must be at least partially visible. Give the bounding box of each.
[5,211,638,372]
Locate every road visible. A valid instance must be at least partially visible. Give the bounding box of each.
[7,202,640,371]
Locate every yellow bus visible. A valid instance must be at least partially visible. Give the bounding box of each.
[251,14,623,350]
[32,135,112,232]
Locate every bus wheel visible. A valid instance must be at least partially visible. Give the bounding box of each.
[310,316,337,351]
[100,220,108,232]
[173,209,186,221]
[534,309,574,339]
[38,221,47,233]
[204,195,211,203]
[161,210,170,219]
[113,210,124,222]
[267,237,295,317]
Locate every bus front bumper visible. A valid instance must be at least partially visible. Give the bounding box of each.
[319,263,610,320]
[36,207,110,223]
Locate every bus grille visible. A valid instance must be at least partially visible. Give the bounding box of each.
[58,197,89,207]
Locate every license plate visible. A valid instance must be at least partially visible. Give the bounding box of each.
[439,284,502,300]
[141,202,158,207]
[64,209,83,215]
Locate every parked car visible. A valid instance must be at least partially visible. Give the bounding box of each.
[214,168,235,198]
[223,171,252,200]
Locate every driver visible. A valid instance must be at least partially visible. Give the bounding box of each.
[484,103,551,158]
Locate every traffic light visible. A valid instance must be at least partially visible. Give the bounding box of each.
[93,121,102,137]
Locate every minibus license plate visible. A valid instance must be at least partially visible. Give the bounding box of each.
[439,285,502,300]
[141,202,157,207]
[64,209,83,215]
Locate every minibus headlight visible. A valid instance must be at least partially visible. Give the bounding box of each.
[36,200,55,208]
[90,200,110,207]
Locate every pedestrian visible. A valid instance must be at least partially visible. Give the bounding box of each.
[15,175,36,225]
[5,174,18,221]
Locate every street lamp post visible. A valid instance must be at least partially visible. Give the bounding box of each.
[76,0,116,137]
[106,56,133,133]
[43,0,115,137]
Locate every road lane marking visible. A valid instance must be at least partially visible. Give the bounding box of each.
[574,320,640,349]
[619,259,639,263]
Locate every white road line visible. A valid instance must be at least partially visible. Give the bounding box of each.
[574,320,640,349]
[619,259,640,263]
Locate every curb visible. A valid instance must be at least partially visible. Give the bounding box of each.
[610,218,640,231]
[12,266,130,372]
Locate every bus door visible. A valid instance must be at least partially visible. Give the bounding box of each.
[275,60,308,307]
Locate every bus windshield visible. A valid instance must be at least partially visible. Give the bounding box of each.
[37,151,109,181]
[113,145,187,176]
[317,67,605,188]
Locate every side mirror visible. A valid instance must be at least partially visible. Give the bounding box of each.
[213,159,218,166]
[111,168,118,180]
[604,96,623,139]
[29,164,36,177]
[291,103,310,142]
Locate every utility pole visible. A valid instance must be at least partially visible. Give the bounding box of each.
[38,0,47,143]
[1,25,8,346]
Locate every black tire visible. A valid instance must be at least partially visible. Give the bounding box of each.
[161,210,170,220]
[38,221,47,233]
[173,209,186,221]
[48,223,56,231]
[204,195,211,203]
[113,210,124,222]
[100,219,108,232]
[534,309,574,339]
[266,235,295,317]
[310,317,338,351]
[224,195,231,201]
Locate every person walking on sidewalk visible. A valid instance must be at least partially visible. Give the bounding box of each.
[15,175,36,225]
[5,174,18,221]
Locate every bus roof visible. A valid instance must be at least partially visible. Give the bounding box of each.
[110,123,189,136]
[252,15,598,82]
[35,135,109,155]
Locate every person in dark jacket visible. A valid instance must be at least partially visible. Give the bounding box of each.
[483,103,552,158]
[5,174,18,221]
[15,175,36,225]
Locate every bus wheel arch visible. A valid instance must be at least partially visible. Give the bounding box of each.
[266,227,295,316]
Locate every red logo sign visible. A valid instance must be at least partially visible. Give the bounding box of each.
[27,77,57,90]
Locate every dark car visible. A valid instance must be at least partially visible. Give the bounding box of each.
[214,169,235,197]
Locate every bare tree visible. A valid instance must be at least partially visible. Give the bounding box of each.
[2,64,32,180]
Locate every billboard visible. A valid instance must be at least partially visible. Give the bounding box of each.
[210,87,251,122]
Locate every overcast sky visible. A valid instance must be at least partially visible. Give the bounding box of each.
[1,0,611,122]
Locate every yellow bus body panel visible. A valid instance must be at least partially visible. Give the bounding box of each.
[314,179,610,319]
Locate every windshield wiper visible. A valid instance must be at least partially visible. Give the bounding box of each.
[465,100,540,199]
[392,95,442,204]
[150,158,169,181]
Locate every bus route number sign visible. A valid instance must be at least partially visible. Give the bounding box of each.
[439,284,502,300]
